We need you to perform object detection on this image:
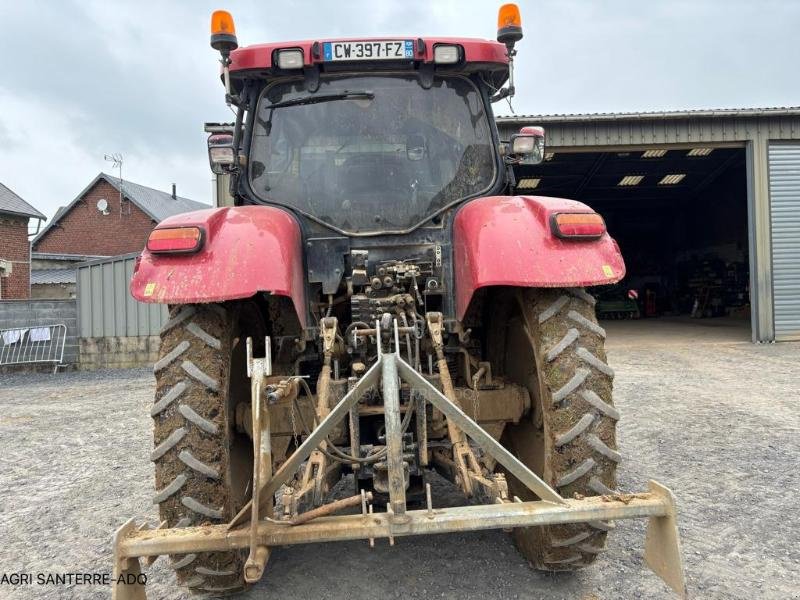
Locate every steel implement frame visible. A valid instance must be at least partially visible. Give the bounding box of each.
[113,482,685,598]
[120,486,668,551]
[243,337,273,583]
[113,345,686,598]
[382,346,408,520]
[229,357,382,528]
[394,352,565,505]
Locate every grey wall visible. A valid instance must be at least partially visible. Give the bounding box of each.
[0,299,78,366]
[77,253,167,338]
[80,335,161,370]
[31,283,76,300]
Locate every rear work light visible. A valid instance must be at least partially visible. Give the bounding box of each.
[433,44,461,64]
[276,48,304,69]
[551,212,606,239]
[147,227,204,253]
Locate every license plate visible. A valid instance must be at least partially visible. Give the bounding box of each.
[323,40,414,62]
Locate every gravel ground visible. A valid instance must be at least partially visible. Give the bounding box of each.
[1,329,799,599]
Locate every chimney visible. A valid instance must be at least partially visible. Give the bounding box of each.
[171,183,176,199]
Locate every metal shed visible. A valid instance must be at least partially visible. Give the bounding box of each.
[497,107,800,342]
[76,253,167,338]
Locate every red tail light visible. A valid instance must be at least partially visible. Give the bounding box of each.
[551,212,606,239]
[147,227,204,253]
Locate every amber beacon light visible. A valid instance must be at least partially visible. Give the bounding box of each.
[210,10,238,53]
[497,3,523,46]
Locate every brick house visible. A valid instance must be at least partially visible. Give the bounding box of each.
[32,173,208,257]
[0,183,46,300]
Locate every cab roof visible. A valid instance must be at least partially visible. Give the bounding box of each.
[229,36,509,74]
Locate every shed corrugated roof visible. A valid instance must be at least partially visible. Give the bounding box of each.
[496,106,800,124]
[0,182,46,220]
[32,252,109,261]
[30,269,76,285]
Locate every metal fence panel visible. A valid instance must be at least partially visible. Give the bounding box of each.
[77,254,167,338]
[0,324,67,372]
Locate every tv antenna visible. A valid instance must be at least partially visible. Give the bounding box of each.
[104,153,125,217]
[104,153,123,178]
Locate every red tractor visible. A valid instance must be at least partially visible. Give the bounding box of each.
[115,5,685,598]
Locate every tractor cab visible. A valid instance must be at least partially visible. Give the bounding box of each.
[208,8,544,237]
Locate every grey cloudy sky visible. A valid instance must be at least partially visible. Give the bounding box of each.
[1,0,798,221]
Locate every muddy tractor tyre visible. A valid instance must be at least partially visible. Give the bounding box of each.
[499,288,620,570]
[151,304,253,595]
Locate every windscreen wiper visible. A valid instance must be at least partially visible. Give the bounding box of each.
[260,91,374,135]
[266,91,374,109]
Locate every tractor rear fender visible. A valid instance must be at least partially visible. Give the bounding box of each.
[130,205,306,327]
[453,195,625,319]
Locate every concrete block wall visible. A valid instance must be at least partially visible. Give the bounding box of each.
[1,300,162,372]
[0,300,78,367]
[79,335,161,370]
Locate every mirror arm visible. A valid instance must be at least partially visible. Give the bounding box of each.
[231,79,253,152]
[220,52,234,106]
[490,87,511,103]
[505,161,517,194]
[490,45,516,103]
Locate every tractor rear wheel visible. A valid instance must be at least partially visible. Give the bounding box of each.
[151,304,253,595]
[498,288,620,570]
